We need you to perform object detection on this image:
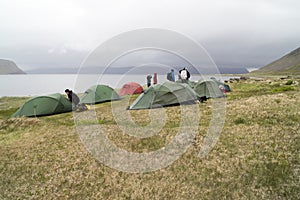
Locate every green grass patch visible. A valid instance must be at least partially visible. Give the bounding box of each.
[285,80,294,85]
[227,77,299,100]
[271,85,295,93]
[0,108,19,119]
[234,117,247,125]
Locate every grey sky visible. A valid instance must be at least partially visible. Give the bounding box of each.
[0,0,299,71]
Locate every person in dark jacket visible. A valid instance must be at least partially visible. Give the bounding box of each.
[65,89,80,110]
[167,69,175,82]
[146,74,152,88]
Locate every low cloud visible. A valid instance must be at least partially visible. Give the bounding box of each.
[0,0,299,71]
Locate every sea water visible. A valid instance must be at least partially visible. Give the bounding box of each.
[0,74,236,97]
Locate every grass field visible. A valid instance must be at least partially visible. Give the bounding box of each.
[0,77,299,199]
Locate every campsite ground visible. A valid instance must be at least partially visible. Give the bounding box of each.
[0,76,299,199]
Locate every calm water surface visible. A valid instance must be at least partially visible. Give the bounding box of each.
[0,74,234,97]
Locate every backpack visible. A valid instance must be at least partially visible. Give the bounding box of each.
[167,72,172,81]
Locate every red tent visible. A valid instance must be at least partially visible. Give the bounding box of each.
[119,82,144,96]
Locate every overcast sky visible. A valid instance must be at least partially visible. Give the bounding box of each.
[0,0,299,71]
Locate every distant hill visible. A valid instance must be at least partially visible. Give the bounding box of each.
[26,65,248,74]
[0,59,25,74]
[251,47,300,75]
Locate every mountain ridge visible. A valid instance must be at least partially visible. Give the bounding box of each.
[25,66,248,74]
[251,47,300,75]
[0,59,25,74]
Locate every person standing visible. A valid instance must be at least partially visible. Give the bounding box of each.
[167,69,175,82]
[146,74,152,87]
[153,73,158,85]
[179,67,190,81]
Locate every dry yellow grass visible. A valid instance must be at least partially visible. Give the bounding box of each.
[0,77,299,199]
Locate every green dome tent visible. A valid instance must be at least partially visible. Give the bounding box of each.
[193,80,225,99]
[80,85,121,104]
[210,77,231,92]
[11,93,72,117]
[176,79,197,88]
[129,81,199,110]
